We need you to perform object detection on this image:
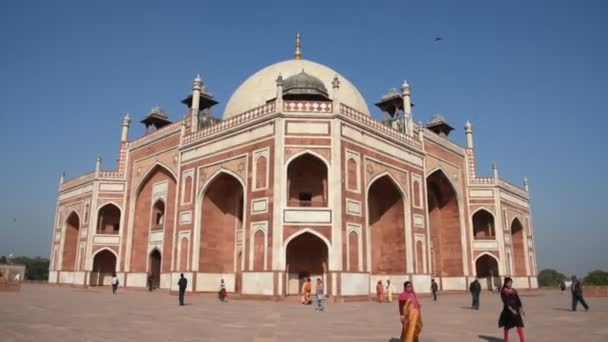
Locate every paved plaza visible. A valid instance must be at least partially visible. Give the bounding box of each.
[1,284,606,341]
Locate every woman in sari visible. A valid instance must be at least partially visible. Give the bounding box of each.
[376,280,385,302]
[398,281,422,342]
[301,277,312,305]
[498,277,526,342]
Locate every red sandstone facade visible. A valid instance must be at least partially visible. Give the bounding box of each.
[49,54,538,297]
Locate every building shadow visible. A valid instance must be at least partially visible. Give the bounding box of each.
[478,335,503,342]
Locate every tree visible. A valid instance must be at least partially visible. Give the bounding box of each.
[583,270,608,286]
[0,256,6,264]
[537,268,567,287]
[11,257,50,281]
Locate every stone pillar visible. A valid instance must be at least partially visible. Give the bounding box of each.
[332,75,340,113]
[492,161,498,180]
[465,120,474,149]
[121,113,131,142]
[401,80,413,136]
[191,74,202,132]
[95,155,102,176]
[524,178,529,192]
[275,74,283,110]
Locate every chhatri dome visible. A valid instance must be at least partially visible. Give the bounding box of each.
[223,33,370,118]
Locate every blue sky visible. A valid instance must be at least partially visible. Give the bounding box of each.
[0,0,606,276]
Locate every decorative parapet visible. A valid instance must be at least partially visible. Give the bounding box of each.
[98,170,122,178]
[470,177,495,185]
[339,104,422,150]
[61,171,96,190]
[183,101,276,145]
[283,100,332,113]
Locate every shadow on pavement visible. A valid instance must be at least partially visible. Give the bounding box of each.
[478,335,503,341]
[552,308,572,312]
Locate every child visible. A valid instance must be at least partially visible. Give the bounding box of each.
[315,278,325,311]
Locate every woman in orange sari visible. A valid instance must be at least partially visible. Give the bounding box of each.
[398,281,422,342]
[376,280,385,302]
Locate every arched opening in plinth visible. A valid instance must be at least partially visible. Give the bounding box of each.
[426,170,463,277]
[90,249,117,286]
[149,249,161,289]
[475,253,500,290]
[285,232,328,295]
[199,172,244,274]
[97,203,121,234]
[511,218,526,276]
[473,209,495,240]
[368,174,406,274]
[286,153,328,207]
[61,212,80,271]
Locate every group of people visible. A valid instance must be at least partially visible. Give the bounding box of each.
[375,279,395,302]
[396,277,526,342]
[300,277,325,311]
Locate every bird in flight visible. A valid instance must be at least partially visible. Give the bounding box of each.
[434,37,443,42]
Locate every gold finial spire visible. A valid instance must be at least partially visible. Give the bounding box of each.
[294,32,302,60]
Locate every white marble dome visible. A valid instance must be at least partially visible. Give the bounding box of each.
[223,59,370,119]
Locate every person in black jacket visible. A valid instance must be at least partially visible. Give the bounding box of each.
[469,279,481,310]
[430,279,438,301]
[178,273,187,306]
[570,275,589,312]
[498,277,525,342]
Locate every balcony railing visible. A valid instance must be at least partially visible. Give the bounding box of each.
[287,199,328,207]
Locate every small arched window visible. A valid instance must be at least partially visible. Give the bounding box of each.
[152,200,165,230]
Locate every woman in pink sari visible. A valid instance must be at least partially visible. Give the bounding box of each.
[398,281,422,342]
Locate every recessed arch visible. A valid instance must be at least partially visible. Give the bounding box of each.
[426,168,464,277]
[134,162,178,195]
[510,217,526,276]
[367,172,408,274]
[90,249,117,286]
[472,208,496,239]
[197,168,246,201]
[475,252,500,290]
[284,229,330,296]
[128,163,177,273]
[198,171,244,273]
[148,248,162,290]
[284,149,331,169]
[97,202,122,234]
[286,151,329,207]
[61,211,81,271]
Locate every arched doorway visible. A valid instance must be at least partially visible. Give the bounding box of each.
[61,212,80,271]
[473,209,495,239]
[475,254,500,290]
[90,250,117,286]
[511,218,526,276]
[368,175,406,274]
[287,153,328,207]
[97,204,121,234]
[427,170,463,277]
[285,232,328,295]
[199,172,244,291]
[149,249,161,289]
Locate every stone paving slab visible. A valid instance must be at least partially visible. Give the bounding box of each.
[0,285,606,341]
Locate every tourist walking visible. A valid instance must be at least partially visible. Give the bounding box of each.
[178,273,187,306]
[111,272,119,294]
[559,280,566,295]
[570,276,589,312]
[386,279,394,303]
[498,277,526,342]
[301,277,312,305]
[430,279,438,301]
[470,279,481,310]
[315,278,325,311]
[398,281,422,342]
[218,278,227,302]
[376,280,385,302]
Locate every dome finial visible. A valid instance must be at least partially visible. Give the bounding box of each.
[294,32,302,60]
